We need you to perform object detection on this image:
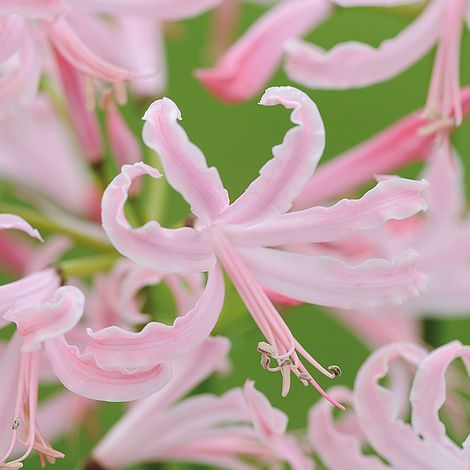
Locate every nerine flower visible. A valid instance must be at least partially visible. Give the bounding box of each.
[98,85,428,406]
[88,338,311,470]
[285,0,469,127]
[309,340,470,469]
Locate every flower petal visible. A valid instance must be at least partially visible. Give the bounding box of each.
[85,265,225,370]
[196,0,331,102]
[142,97,229,225]
[93,337,230,465]
[222,86,325,225]
[309,386,388,470]
[240,247,427,309]
[4,286,84,353]
[101,162,216,273]
[410,341,466,451]
[44,335,172,402]
[354,342,460,469]
[285,0,443,89]
[47,18,134,83]
[230,177,427,246]
[0,16,24,63]
[0,214,41,241]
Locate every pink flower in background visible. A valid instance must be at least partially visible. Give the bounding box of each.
[309,341,470,469]
[99,85,429,406]
[197,0,332,102]
[285,0,469,125]
[89,338,311,470]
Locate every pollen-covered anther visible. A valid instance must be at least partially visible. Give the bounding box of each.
[328,365,342,378]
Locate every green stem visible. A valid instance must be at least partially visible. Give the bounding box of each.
[142,150,168,223]
[57,253,121,278]
[423,318,441,348]
[0,203,113,252]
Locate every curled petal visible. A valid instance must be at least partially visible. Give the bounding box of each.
[143,98,229,224]
[241,247,427,309]
[0,0,64,18]
[330,0,422,5]
[285,0,443,89]
[101,162,216,273]
[243,381,287,440]
[410,341,468,448]
[309,387,387,470]
[196,0,331,102]
[0,16,24,63]
[0,214,41,241]
[230,177,428,246]
[68,0,222,19]
[44,335,172,402]
[4,286,84,352]
[85,265,225,370]
[354,342,460,469]
[222,86,325,224]
[47,18,134,83]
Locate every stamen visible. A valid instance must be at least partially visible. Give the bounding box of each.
[417,117,455,137]
[328,365,342,378]
[85,76,96,111]
[12,418,20,431]
[113,82,128,106]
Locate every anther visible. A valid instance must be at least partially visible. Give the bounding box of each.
[328,365,342,377]
[12,417,20,431]
[257,341,275,356]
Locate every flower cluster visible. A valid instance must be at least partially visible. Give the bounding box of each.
[1,1,470,469]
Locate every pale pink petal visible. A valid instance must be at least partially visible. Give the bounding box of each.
[4,286,84,353]
[330,0,421,5]
[222,86,325,224]
[0,334,21,457]
[52,47,103,163]
[0,95,100,215]
[0,16,24,63]
[24,236,70,274]
[142,98,229,225]
[101,162,216,273]
[68,0,222,19]
[295,87,470,208]
[0,214,41,241]
[243,381,287,440]
[85,265,225,370]
[93,337,230,464]
[285,0,443,89]
[410,341,466,451]
[230,177,427,246]
[44,335,172,402]
[0,25,40,118]
[422,143,465,222]
[354,342,460,469]
[309,387,387,470]
[0,0,63,18]
[0,269,60,320]
[47,18,134,83]
[196,0,331,102]
[241,247,427,309]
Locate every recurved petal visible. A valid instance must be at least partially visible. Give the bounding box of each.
[101,162,216,273]
[84,265,225,370]
[284,0,443,89]
[230,177,427,246]
[0,16,24,63]
[222,86,325,225]
[0,214,41,240]
[44,335,172,402]
[354,342,460,469]
[240,247,427,309]
[309,387,387,470]
[4,286,84,352]
[143,98,229,225]
[196,0,331,102]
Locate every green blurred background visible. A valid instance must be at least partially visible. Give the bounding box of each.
[17,3,470,469]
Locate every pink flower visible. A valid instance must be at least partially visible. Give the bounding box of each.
[309,340,470,469]
[197,0,332,102]
[89,338,310,470]
[285,0,469,125]
[100,86,429,406]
